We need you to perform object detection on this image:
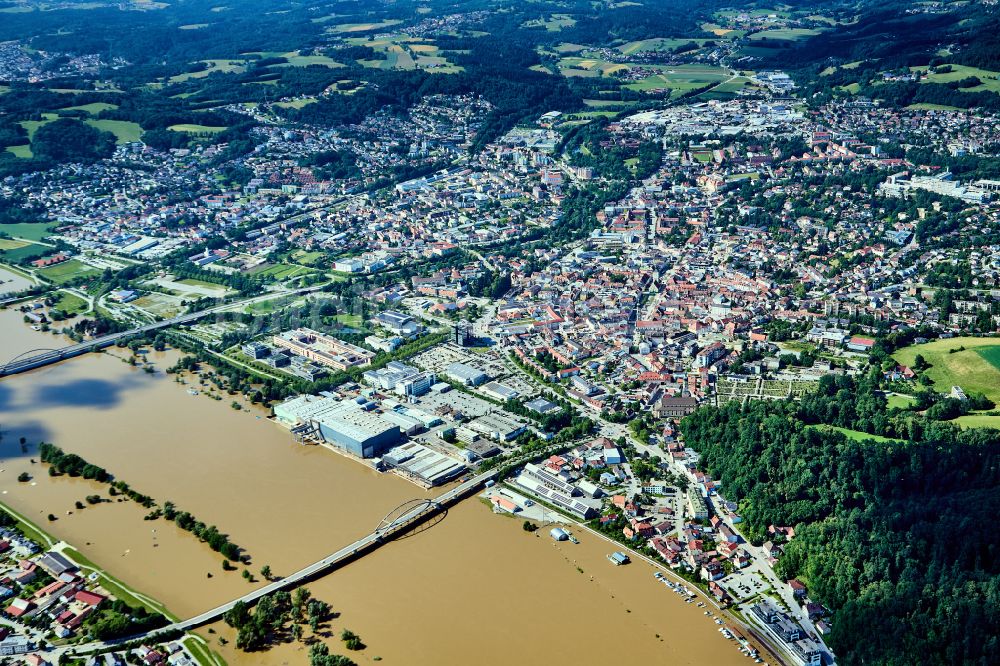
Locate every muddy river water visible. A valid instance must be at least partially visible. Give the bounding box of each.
[0,313,745,665]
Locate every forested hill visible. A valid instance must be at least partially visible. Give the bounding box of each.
[680,374,1000,665]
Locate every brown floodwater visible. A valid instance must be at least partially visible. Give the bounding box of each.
[0,316,745,665]
[0,267,32,296]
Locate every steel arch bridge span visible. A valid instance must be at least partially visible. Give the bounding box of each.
[375,498,436,534]
[2,348,61,368]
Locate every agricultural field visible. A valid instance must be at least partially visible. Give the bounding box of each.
[953,414,1000,430]
[0,239,29,251]
[59,102,119,115]
[523,14,576,32]
[168,124,227,134]
[290,250,326,266]
[811,425,904,444]
[700,22,743,38]
[20,113,59,140]
[168,59,247,83]
[906,103,963,111]
[4,144,31,158]
[623,64,731,95]
[86,119,143,144]
[131,292,185,319]
[348,35,461,73]
[37,259,101,285]
[618,38,709,55]
[557,56,630,78]
[0,241,47,263]
[749,28,821,42]
[0,222,56,242]
[894,337,1000,404]
[910,64,1000,94]
[274,52,344,68]
[328,19,402,34]
[51,291,89,315]
[274,98,317,109]
[249,263,314,281]
[178,277,229,291]
[18,114,141,144]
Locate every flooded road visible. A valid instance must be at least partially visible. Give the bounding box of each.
[0,314,745,665]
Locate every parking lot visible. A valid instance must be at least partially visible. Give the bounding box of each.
[413,387,495,419]
[718,570,768,602]
[412,343,508,378]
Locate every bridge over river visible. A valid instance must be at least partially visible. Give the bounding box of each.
[0,286,324,378]
[62,467,501,657]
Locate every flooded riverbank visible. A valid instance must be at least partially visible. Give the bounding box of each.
[0,266,32,296]
[0,315,745,664]
[212,497,747,666]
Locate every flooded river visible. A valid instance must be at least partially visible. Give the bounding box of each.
[0,313,745,665]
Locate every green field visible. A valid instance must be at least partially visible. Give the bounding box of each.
[329,19,402,33]
[812,425,903,443]
[168,124,228,133]
[274,97,318,109]
[0,222,57,241]
[275,53,344,68]
[250,263,314,280]
[623,64,730,94]
[169,59,247,83]
[558,56,630,77]
[17,113,139,144]
[290,250,326,265]
[3,144,31,158]
[618,37,708,55]
[749,28,821,41]
[906,103,963,111]
[349,35,461,73]
[60,102,119,115]
[912,64,1000,94]
[0,238,29,250]
[87,119,143,144]
[20,113,59,140]
[886,394,918,410]
[52,291,90,314]
[178,277,229,290]
[953,414,1000,430]
[51,290,89,315]
[331,313,363,328]
[0,241,46,263]
[37,259,101,284]
[894,337,1000,404]
[523,14,577,31]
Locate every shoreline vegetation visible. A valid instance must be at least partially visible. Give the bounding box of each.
[39,442,247,562]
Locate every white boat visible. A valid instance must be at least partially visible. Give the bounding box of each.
[188,389,199,395]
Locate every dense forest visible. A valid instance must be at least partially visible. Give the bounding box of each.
[680,373,1000,665]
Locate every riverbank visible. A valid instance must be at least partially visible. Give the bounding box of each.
[0,316,747,665]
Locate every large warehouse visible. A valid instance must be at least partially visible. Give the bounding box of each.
[274,395,400,458]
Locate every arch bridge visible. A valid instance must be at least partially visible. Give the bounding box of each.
[375,498,439,536]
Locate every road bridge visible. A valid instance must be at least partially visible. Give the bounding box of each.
[0,286,324,378]
[64,467,501,657]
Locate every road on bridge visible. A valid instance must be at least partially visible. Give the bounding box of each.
[0,285,326,377]
[61,465,506,658]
